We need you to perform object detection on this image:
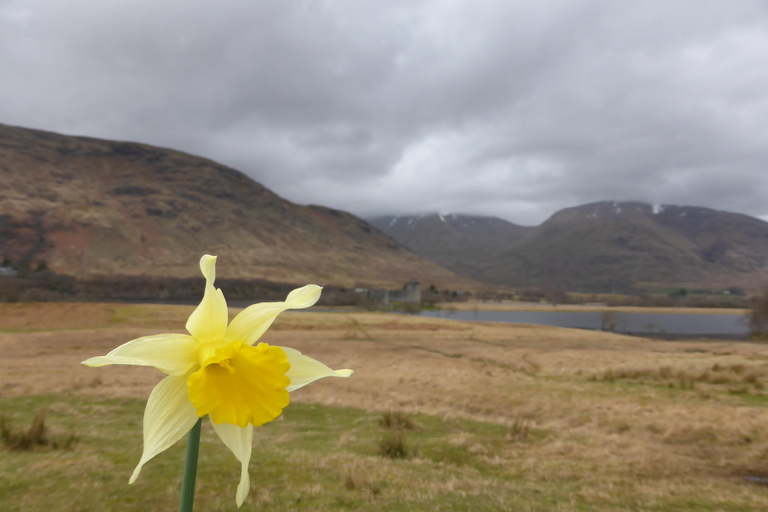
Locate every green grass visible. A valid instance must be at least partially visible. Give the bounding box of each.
[1,394,768,511]
[0,396,525,512]
[737,393,768,407]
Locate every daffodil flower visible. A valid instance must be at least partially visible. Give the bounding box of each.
[83,255,352,507]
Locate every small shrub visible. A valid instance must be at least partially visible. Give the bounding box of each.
[50,434,80,450]
[710,374,735,385]
[379,411,415,430]
[658,366,673,379]
[743,372,760,384]
[390,301,422,314]
[750,286,768,340]
[378,432,410,459]
[508,419,530,441]
[0,409,79,451]
[730,364,746,375]
[1,409,49,450]
[344,472,381,498]
[614,422,631,434]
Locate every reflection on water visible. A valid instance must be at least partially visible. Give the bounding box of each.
[419,309,750,339]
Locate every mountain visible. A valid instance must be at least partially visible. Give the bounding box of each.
[0,123,476,289]
[371,202,768,293]
[368,214,532,278]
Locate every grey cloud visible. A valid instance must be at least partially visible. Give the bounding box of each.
[2,0,768,225]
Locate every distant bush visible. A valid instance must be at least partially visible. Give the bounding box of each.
[749,286,768,340]
[517,288,547,302]
[378,432,410,459]
[388,301,420,313]
[379,411,415,431]
[508,419,531,442]
[0,271,477,310]
[0,270,304,304]
[421,286,470,306]
[0,409,79,451]
[472,287,749,309]
[599,292,748,309]
[0,277,23,302]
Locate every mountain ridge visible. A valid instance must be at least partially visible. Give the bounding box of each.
[368,213,533,278]
[0,123,478,289]
[370,202,768,292]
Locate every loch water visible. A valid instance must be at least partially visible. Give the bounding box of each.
[419,309,750,339]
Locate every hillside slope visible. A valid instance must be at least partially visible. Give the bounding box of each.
[368,214,532,278]
[373,202,768,292]
[0,123,475,289]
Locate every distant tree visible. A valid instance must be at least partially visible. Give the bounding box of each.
[16,260,30,278]
[546,290,569,305]
[749,286,768,340]
[667,287,687,300]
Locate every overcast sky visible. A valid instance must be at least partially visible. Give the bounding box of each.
[2,0,768,226]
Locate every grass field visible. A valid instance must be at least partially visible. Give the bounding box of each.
[2,302,768,511]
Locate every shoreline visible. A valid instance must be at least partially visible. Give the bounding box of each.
[435,301,750,316]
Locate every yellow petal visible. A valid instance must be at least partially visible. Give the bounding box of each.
[130,373,200,483]
[187,342,290,427]
[211,422,253,508]
[285,284,322,308]
[186,255,228,342]
[280,346,353,392]
[225,285,322,346]
[82,333,199,376]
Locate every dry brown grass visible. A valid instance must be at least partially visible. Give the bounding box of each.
[593,360,768,394]
[3,302,768,509]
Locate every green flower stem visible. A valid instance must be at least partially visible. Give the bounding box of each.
[179,418,203,512]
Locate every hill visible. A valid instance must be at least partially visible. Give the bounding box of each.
[0,123,475,289]
[372,202,768,293]
[368,213,532,278]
